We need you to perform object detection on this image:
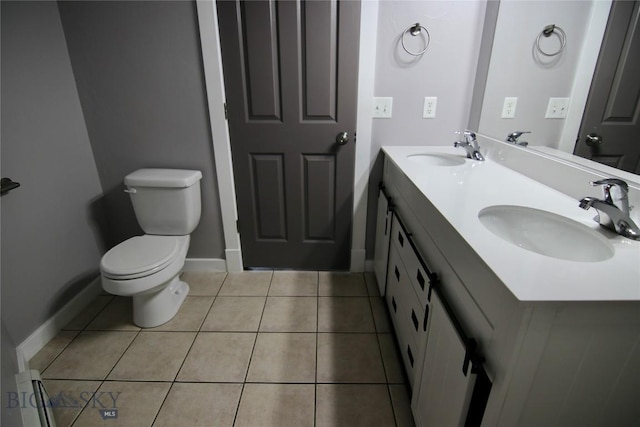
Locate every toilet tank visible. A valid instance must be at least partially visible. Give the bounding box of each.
[124,169,203,235]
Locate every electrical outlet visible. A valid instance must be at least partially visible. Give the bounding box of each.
[373,97,393,118]
[545,97,570,119]
[423,97,437,118]
[501,97,517,118]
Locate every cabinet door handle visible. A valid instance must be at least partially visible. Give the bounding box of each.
[417,269,425,290]
[398,231,404,247]
[423,304,429,331]
[391,297,397,313]
[395,266,400,281]
[411,309,419,331]
[407,345,414,367]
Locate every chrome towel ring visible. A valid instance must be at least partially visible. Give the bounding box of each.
[401,22,430,56]
[535,24,566,57]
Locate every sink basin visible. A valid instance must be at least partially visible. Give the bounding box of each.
[478,205,614,262]
[407,153,466,166]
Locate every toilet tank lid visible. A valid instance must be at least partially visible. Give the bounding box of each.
[125,169,202,188]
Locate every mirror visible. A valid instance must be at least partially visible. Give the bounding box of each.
[475,0,638,180]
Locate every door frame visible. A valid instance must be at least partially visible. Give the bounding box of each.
[196,0,378,272]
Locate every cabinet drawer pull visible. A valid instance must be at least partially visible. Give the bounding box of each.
[395,266,400,281]
[407,345,414,367]
[392,297,397,312]
[398,231,404,247]
[411,309,419,331]
[417,269,425,290]
[423,304,429,331]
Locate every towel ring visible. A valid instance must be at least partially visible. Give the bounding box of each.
[535,24,566,57]
[401,23,430,56]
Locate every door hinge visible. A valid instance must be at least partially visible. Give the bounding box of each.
[224,102,228,120]
[236,219,240,234]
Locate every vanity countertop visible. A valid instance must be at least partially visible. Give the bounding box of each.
[382,145,640,302]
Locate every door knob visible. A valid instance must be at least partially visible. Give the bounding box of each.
[586,133,603,147]
[336,132,349,145]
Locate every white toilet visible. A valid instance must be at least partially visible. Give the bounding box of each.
[99,168,203,327]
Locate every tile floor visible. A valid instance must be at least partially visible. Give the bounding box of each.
[30,271,415,426]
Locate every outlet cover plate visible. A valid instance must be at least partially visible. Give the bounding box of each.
[423,97,437,118]
[545,97,570,119]
[373,97,393,118]
[501,97,517,119]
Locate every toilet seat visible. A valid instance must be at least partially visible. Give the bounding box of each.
[100,235,180,280]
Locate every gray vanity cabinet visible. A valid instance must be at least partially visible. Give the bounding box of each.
[373,185,392,295]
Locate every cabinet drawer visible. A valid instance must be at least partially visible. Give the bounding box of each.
[391,214,434,307]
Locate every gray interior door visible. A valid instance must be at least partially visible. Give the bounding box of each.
[574,0,640,174]
[217,0,360,270]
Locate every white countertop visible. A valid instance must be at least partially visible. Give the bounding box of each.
[382,145,640,302]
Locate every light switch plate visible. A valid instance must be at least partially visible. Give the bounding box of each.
[501,97,517,118]
[545,97,570,119]
[373,97,393,118]
[423,97,437,118]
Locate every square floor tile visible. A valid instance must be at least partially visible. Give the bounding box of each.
[147,296,214,331]
[378,334,407,384]
[73,381,170,426]
[365,272,381,296]
[317,333,386,383]
[316,384,396,427]
[177,332,256,382]
[390,384,416,427]
[43,379,101,427]
[269,271,318,296]
[319,272,368,296]
[218,271,273,296]
[29,330,78,372]
[370,297,392,333]
[63,296,113,330]
[318,297,375,332]
[42,331,137,380]
[200,297,266,332]
[108,332,196,381]
[235,384,315,427]
[85,297,140,331]
[260,297,317,332]
[247,333,316,383]
[154,383,242,427]
[181,271,227,296]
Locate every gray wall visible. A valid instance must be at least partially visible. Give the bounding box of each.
[58,0,225,258]
[1,0,104,348]
[365,0,487,256]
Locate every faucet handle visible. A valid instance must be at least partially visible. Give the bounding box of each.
[506,131,531,143]
[590,178,629,191]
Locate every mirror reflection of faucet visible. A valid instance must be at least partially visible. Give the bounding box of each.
[506,131,530,147]
[578,178,640,241]
[454,130,485,161]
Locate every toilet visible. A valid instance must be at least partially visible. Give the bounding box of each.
[100,168,203,327]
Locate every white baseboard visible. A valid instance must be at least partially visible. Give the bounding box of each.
[16,276,102,372]
[183,258,227,272]
[224,249,243,272]
[364,259,375,272]
[350,249,366,272]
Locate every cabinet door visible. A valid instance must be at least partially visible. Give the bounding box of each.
[373,187,392,295]
[412,291,476,427]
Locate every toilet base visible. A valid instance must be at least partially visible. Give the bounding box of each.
[132,275,190,327]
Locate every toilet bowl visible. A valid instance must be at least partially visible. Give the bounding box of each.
[101,235,190,327]
[99,168,202,328]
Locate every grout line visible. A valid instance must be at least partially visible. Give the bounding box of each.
[150,381,175,426]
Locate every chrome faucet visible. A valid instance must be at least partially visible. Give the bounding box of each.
[506,131,530,147]
[578,178,640,240]
[454,131,484,161]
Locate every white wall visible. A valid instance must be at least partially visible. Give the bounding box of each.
[478,0,594,147]
[365,0,487,255]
